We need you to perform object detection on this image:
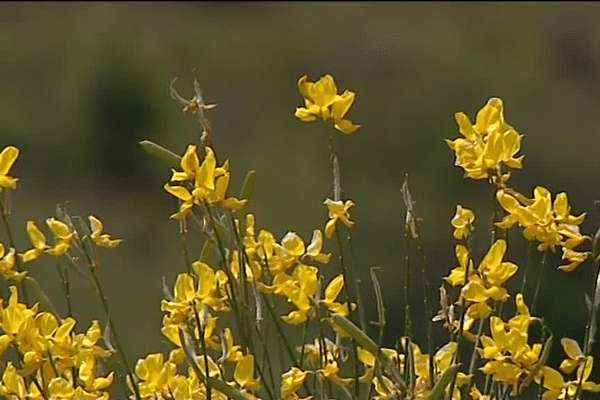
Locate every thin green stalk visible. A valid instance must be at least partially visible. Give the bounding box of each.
[365,268,386,400]
[404,225,412,339]
[54,260,72,317]
[89,268,140,400]
[202,203,249,353]
[334,229,360,399]
[192,301,212,400]
[252,322,277,399]
[344,229,367,332]
[178,328,249,400]
[489,183,499,244]
[447,239,475,400]
[0,200,29,304]
[532,250,548,315]
[413,218,434,387]
[466,318,485,393]
[521,242,535,297]
[262,290,300,367]
[179,219,193,274]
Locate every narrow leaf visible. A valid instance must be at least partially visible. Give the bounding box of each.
[140,140,181,169]
[331,313,406,390]
[23,277,59,317]
[200,240,215,265]
[427,364,459,400]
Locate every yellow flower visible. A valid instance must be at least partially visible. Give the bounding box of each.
[295,74,359,134]
[324,198,355,239]
[451,205,475,240]
[321,274,351,316]
[280,367,308,400]
[0,363,27,398]
[0,146,19,192]
[89,215,122,249]
[446,98,523,181]
[165,145,247,219]
[496,187,588,259]
[45,217,73,257]
[21,221,47,263]
[234,354,260,393]
[0,243,25,281]
[134,353,177,398]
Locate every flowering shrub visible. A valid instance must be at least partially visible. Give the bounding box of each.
[0,74,599,400]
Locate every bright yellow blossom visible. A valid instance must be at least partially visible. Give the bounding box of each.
[21,221,46,263]
[324,198,355,238]
[233,354,260,393]
[451,205,475,240]
[0,146,19,192]
[446,97,523,180]
[280,367,308,400]
[89,215,122,249]
[165,145,247,219]
[295,74,359,134]
[45,217,73,256]
[0,243,25,281]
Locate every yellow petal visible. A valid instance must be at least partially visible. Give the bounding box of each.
[331,91,355,120]
[164,184,193,201]
[311,74,337,107]
[454,112,478,140]
[46,218,71,239]
[561,338,583,360]
[281,232,305,257]
[26,221,46,250]
[0,146,19,176]
[334,119,360,134]
[324,274,345,303]
[294,107,318,122]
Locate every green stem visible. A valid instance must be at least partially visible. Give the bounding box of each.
[179,220,193,274]
[202,203,248,353]
[334,230,360,399]
[345,229,367,332]
[521,242,534,299]
[55,260,72,317]
[192,301,212,400]
[404,225,412,339]
[466,318,485,393]
[532,251,548,315]
[89,268,140,400]
[413,218,434,387]
[0,199,29,304]
[178,328,249,400]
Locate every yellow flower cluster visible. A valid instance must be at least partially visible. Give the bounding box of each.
[2,76,599,400]
[164,145,247,219]
[441,97,600,400]
[0,287,114,400]
[496,187,588,270]
[446,239,518,320]
[294,74,360,134]
[446,98,523,181]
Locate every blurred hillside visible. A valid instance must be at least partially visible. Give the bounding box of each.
[2,2,600,384]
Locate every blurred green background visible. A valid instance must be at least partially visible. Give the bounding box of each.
[2,1,600,389]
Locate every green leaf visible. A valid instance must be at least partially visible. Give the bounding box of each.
[236,169,256,224]
[240,170,256,201]
[200,240,215,265]
[23,277,59,317]
[427,364,459,400]
[330,314,406,391]
[139,140,181,169]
